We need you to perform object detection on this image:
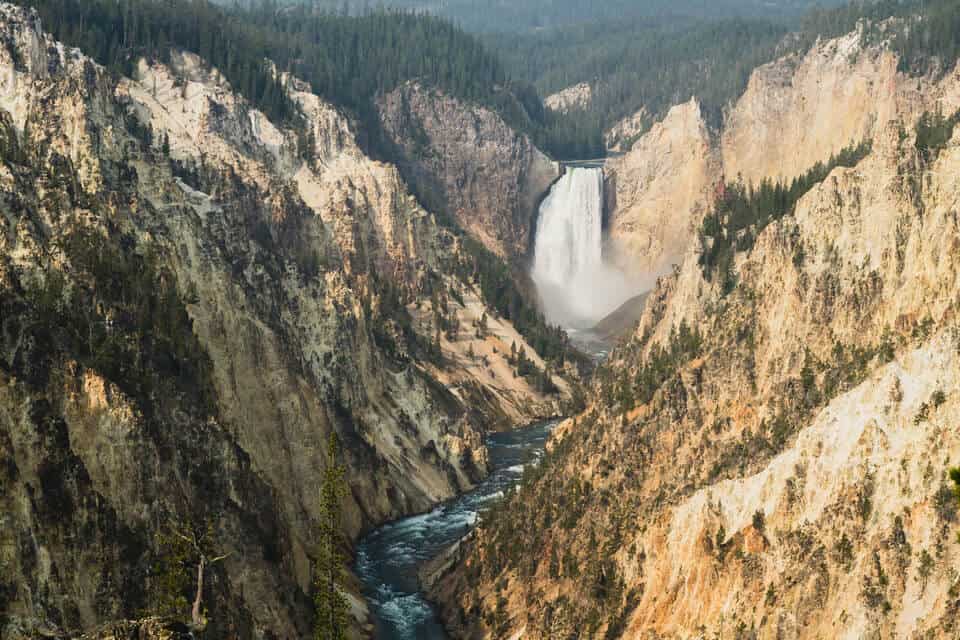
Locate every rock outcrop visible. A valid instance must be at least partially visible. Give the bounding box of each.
[604,107,649,151]
[433,26,960,640]
[0,5,570,637]
[377,82,559,262]
[79,618,193,640]
[604,98,719,278]
[544,82,592,113]
[722,27,919,186]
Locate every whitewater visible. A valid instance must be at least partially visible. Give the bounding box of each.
[532,167,638,329]
[354,422,556,640]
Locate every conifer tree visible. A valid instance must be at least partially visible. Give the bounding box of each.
[951,467,960,543]
[315,433,349,640]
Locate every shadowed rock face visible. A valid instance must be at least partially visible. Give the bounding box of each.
[0,5,570,637]
[377,82,559,263]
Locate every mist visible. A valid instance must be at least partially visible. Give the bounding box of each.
[531,168,645,329]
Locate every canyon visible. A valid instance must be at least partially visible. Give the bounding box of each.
[431,20,960,640]
[2,1,960,639]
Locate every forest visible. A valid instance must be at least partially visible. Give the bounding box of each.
[21,1,504,132]
[21,0,960,163]
[799,0,960,74]
[489,16,789,144]
[283,0,841,33]
[19,0,609,159]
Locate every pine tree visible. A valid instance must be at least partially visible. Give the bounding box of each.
[314,433,349,640]
[951,467,960,543]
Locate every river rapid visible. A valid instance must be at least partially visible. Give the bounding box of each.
[354,420,557,639]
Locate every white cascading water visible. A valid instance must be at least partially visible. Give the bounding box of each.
[532,167,637,329]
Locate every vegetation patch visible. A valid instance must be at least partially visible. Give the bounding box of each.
[698,140,872,284]
[915,108,960,163]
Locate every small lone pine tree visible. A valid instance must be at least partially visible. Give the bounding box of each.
[315,433,349,640]
[951,467,960,543]
[154,519,232,630]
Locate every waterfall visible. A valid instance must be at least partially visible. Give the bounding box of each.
[532,167,636,329]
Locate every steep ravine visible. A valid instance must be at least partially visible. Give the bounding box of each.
[0,5,571,637]
[430,25,960,640]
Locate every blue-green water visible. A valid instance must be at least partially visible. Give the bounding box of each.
[354,420,556,639]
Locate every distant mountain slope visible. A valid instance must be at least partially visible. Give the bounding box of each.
[289,0,845,33]
[490,0,960,159]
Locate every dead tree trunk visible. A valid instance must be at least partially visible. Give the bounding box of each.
[192,554,206,629]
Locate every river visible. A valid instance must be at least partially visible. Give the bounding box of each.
[354,420,557,639]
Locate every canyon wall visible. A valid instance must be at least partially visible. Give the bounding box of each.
[604,98,719,278]
[0,5,568,637]
[434,26,960,639]
[377,82,559,262]
[606,26,960,281]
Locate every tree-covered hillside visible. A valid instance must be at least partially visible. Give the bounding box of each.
[490,16,788,138]
[21,1,505,133]
[24,0,632,159]
[283,0,844,33]
[801,0,960,75]
[18,0,960,159]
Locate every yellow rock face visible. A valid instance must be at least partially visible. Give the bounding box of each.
[606,27,960,287]
[435,25,960,640]
[0,4,572,637]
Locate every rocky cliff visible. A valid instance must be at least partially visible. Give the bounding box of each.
[432,27,960,640]
[544,83,592,113]
[604,108,650,152]
[605,98,719,278]
[377,82,559,262]
[605,26,960,280]
[0,5,569,637]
